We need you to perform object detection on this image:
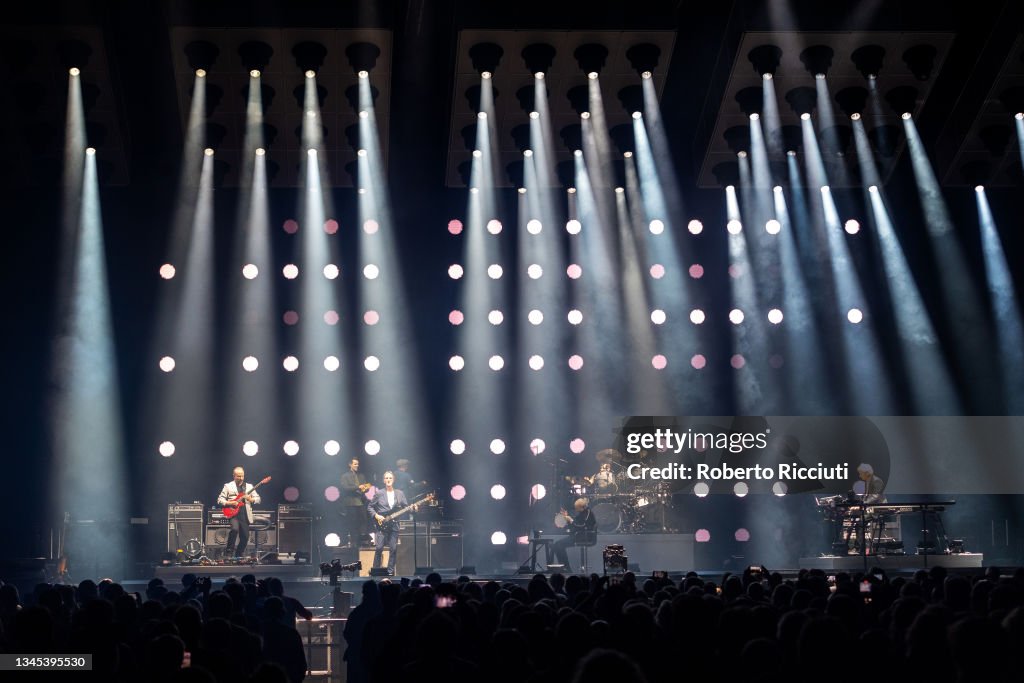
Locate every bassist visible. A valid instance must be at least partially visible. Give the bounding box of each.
[367,471,415,575]
[217,467,261,558]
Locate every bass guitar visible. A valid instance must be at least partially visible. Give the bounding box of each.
[222,476,272,518]
[375,493,436,527]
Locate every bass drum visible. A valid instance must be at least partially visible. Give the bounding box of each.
[591,500,622,533]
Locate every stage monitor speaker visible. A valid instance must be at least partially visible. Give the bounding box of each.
[278,518,312,555]
[429,533,464,569]
[167,504,204,554]
[358,537,425,577]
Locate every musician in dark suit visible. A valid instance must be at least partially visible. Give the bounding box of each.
[217,467,261,558]
[367,471,411,575]
[551,497,598,571]
[340,458,371,548]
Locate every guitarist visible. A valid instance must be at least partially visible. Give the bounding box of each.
[340,458,371,548]
[367,471,414,576]
[217,467,261,558]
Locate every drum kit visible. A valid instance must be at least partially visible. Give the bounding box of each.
[560,448,674,533]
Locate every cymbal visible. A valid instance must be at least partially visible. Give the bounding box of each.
[596,448,622,463]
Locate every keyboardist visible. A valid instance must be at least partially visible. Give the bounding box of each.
[854,463,886,504]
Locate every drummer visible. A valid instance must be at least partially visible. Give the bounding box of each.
[587,462,618,493]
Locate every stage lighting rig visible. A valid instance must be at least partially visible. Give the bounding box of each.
[835,87,868,118]
[799,45,834,78]
[292,41,327,73]
[747,44,782,78]
[903,44,937,81]
[785,87,817,117]
[574,43,609,76]
[522,43,556,75]
[238,40,273,73]
[185,40,219,72]
[626,43,660,76]
[346,41,381,74]
[469,42,503,75]
[851,45,885,80]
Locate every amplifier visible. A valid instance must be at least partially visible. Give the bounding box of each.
[167,504,204,554]
[206,526,277,550]
[278,518,312,555]
[208,510,275,527]
[278,504,312,520]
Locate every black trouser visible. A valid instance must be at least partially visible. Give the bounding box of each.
[226,513,250,557]
[552,535,576,568]
[373,524,399,573]
[342,504,367,546]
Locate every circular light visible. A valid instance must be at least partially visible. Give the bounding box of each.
[363,219,379,234]
[847,308,864,324]
[194,68,205,78]
[159,441,175,457]
[800,112,811,121]
[488,355,504,371]
[729,309,745,324]
[750,113,759,121]
[85,147,96,156]
[359,110,369,119]
[623,151,633,158]
[691,354,707,369]
[731,354,746,369]
[250,69,260,78]
[490,439,506,454]
[1016,112,1024,121]
[481,70,491,79]
[787,150,797,157]
[568,354,584,370]
[308,147,317,155]
[649,219,665,234]
[242,264,259,279]
[243,440,259,456]
[531,484,547,500]
[323,264,340,279]
[487,264,503,279]
[765,219,781,234]
[569,438,586,454]
[815,72,826,80]
[529,111,539,119]
[478,111,487,120]
[323,219,339,234]
[535,72,545,80]
[689,264,704,279]
[632,111,642,120]
[448,264,464,279]
[523,149,533,158]
[845,219,861,234]
[517,187,526,194]
[762,72,772,80]
[488,310,504,325]
[159,356,175,372]
[323,310,339,325]
[652,354,667,370]
[283,219,299,234]
[448,219,463,234]
[448,310,464,326]
[974,185,985,193]
[283,356,299,372]
[567,309,583,325]
[255,148,265,157]
[282,264,299,279]
[773,482,788,497]
[694,482,710,498]
[901,112,912,120]
[651,309,666,325]
[324,356,340,372]
[361,264,380,280]
[580,112,590,120]
[487,219,502,234]
[574,149,583,157]
[324,440,341,456]
[568,187,577,194]
[868,185,878,194]
[733,482,749,497]
[566,264,582,279]
[688,219,703,234]
[530,438,546,455]
[851,112,861,121]
[364,356,380,371]
[324,533,341,547]
[527,264,543,279]
[727,219,742,234]
[642,70,652,79]
[490,484,506,500]
[450,485,467,501]
[304,69,315,78]
[650,264,666,279]
[450,439,466,455]
[528,309,544,325]
[528,355,544,370]
[242,356,259,372]
[566,219,582,234]
[356,149,367,158]
[365,440,381,456]
[358,70,369,79]
[735,528,751,542]
[526,219,542,234]
[690,309,706,324]
[821,185,831,194]
[283,440,300,456]
[285,487,301,502]
[768,308,784,324]
[695,529,711,542]
[737,151,747,159]
[491,531,507,545]
[203,148,214,157]
[449,355,465,371]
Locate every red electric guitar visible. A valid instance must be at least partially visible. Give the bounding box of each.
[222,476,272,518]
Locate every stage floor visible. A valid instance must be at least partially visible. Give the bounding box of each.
[799,553,984,571]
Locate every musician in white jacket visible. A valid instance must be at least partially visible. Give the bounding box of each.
[217,467,261,558]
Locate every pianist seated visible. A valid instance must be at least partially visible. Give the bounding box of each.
[854,463,886,504]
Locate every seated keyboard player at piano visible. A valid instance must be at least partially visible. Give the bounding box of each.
[854,463,886,504]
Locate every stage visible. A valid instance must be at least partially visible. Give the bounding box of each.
[799,553,985,571]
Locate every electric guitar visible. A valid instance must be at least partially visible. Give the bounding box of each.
[375,493,435,527]
[222,476,272,518]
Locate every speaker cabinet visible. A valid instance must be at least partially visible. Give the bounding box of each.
[204,527,277,550]
[167,504,204,553]
[358,536,423,576]
[278,518,312,555]
[429,533,464,569]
